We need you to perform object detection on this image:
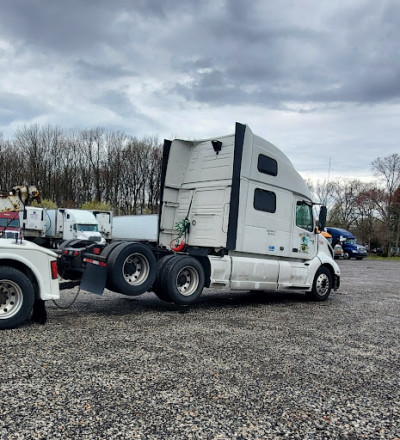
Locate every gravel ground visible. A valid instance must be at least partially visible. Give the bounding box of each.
[1,259,399,439]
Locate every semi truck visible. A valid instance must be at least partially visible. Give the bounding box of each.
[326,227,367,260]
[59,123,340,305]
[39,208,106,248]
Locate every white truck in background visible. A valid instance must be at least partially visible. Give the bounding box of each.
[60,122,340,304]
[38,209,106,248]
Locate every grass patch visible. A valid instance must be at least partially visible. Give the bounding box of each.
[366,255,400,261]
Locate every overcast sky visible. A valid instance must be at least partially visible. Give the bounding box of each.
[0,0,399,180]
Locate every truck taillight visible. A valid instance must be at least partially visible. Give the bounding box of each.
[50,260,58,279]
[93,247,101,255]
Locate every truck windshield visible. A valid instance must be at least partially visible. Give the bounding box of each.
[344,238,356,244]
[76,224,98,232]
[0,219,20,228]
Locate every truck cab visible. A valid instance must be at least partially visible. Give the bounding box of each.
[157,123,340,303]
[0,211,20,237]
[326,227,367,260]
[44,209,105,246]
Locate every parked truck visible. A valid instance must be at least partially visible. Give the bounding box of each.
[59,122,340,305]
[0,211,20,237]
[326,227,367,260]
[31,208,106,248]
[0,236,60,329]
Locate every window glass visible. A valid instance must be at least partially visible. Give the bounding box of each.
[296,202,313,231]
[257,154,278,176]
[77,224,99,232]
[0,218,20,228]
[254,189,276,213]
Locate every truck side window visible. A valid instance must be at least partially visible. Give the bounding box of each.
[254,189,276,213]
[257,154,278,176]
[296,202,313,231]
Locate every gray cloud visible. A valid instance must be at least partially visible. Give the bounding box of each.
[0,0,399,178]
[0,92,48,125]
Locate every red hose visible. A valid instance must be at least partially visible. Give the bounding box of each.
[172,241,185,252]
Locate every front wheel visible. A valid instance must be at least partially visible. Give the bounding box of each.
[162,256,205,305]
[307,266,332,301]
[0,267,35,330]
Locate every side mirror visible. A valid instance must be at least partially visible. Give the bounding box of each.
[318,206,327,231]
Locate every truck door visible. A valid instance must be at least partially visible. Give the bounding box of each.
[290,199,317,260]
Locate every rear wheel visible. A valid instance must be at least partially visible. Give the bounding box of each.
[107,243,157,296]
[0,267,35,330]
[307,266,332,301]
[152,255,176,302]
[162,256,205,305]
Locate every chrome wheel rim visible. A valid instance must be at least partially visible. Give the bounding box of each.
[316,273,330,296]
[176,266,199,296]
[122,253,150,286]
[0,280,24,319]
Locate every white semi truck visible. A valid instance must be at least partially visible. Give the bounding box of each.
[59,123,340,304]
[41,208,105,248]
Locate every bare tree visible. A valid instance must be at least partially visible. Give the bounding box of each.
[371,154,400,255]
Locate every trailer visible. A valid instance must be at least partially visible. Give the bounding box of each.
[59,123,340,304]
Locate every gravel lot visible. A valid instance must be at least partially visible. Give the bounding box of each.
[1,259,399,439]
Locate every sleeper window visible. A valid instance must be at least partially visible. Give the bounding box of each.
[254,189,276,213]
[257,154,278,176]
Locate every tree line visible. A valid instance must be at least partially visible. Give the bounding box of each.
[1,124,399,255]
[307,154,400,256]
[0,125,163,215]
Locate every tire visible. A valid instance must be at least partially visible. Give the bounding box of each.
[307,266,332,301]
[162,256,205,305]
[152,254,176,302]
[343,252,350,260]
[107,242,157,296]
[58,240,78,250]
[0,267,35,330]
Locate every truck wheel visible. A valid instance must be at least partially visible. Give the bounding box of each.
[343,252,350,260]
[307,266,332,301]
[152,255,178,302]
[0,267,35,330]
[163,256,205,305]
[107,243,157,296]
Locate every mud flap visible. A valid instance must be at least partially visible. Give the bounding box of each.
[79,263,107,295]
